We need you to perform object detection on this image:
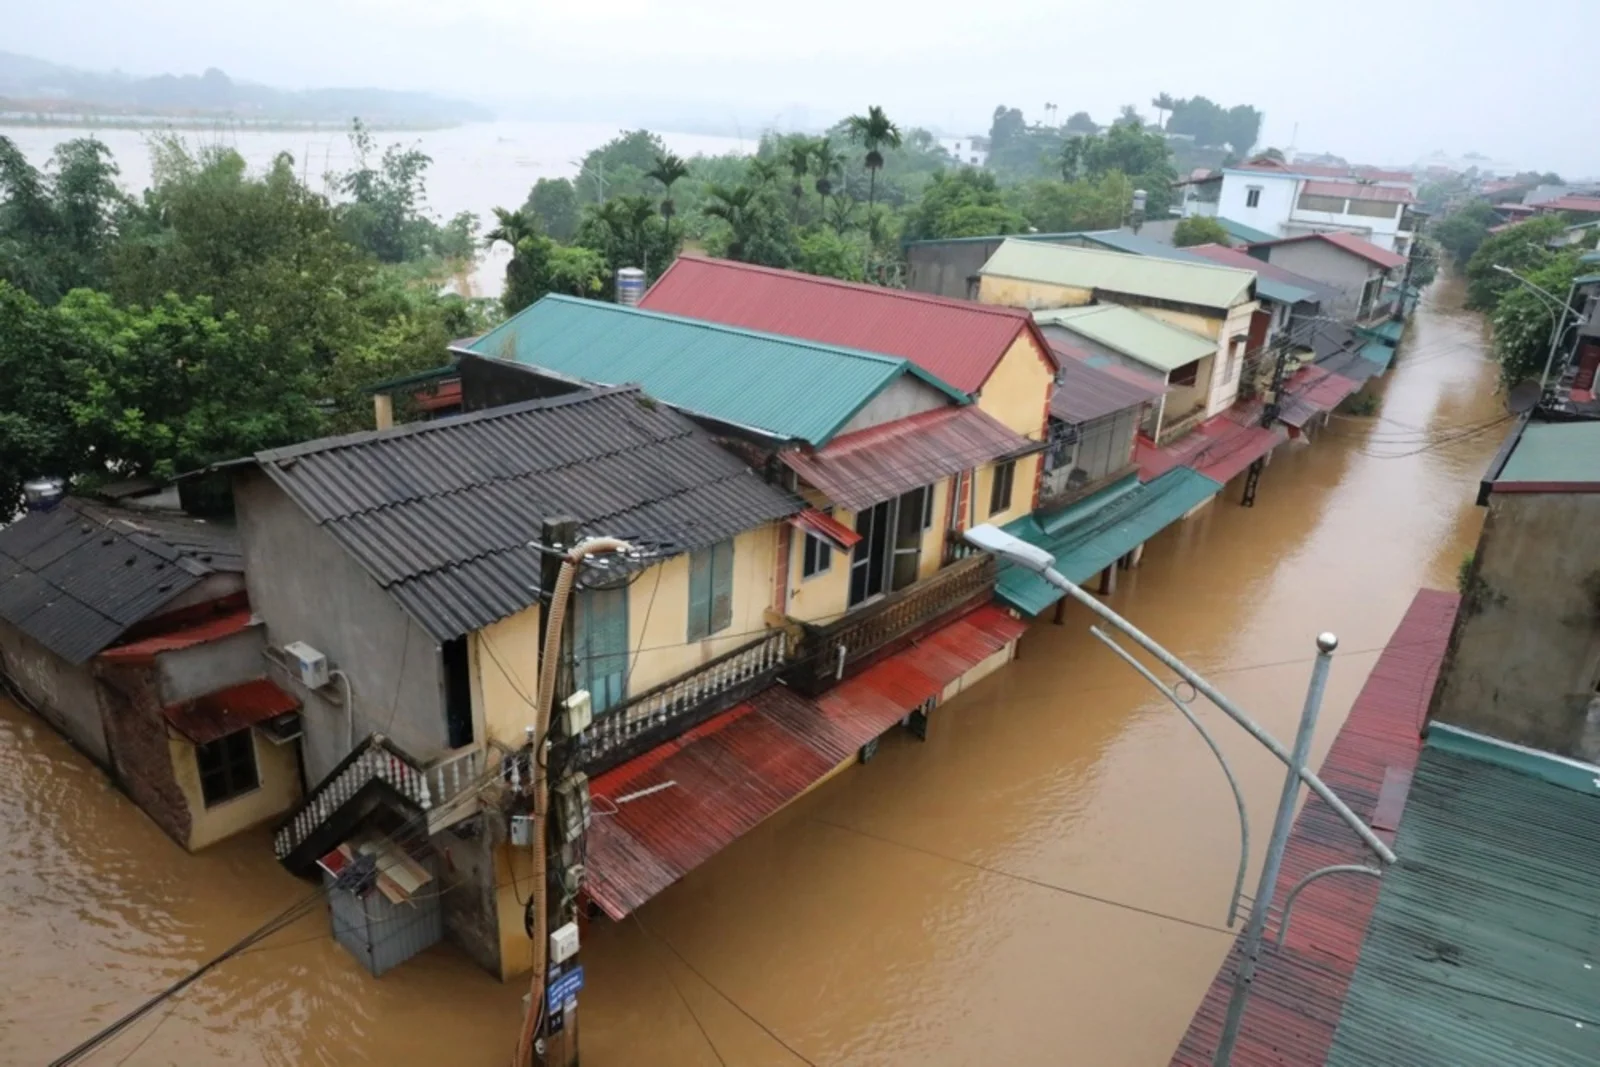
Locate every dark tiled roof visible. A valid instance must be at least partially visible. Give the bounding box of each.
[254,386,802,641]
[0,499,241,664]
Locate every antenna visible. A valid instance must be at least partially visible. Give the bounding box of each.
[1506,379,1542,414]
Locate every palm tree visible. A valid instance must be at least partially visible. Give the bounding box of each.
[746,158,781,187]
[703,182,758,260]
[845,105,903,214]
[783,137,814,219]
[1151,93,1177,130]
[825,193,857,235]
[646,152,690,221]
[485,206,538,250]
[812,138,843,209]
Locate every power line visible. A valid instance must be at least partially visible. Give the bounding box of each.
[633,915,728,1067]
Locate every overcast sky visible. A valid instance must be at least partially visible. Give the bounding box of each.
[11,0,1598,175]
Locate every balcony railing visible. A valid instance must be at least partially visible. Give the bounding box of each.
[784,552,997,697]
[1155,405,1208,446]
[579,628,788,775]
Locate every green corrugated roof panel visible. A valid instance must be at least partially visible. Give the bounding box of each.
[1497,420,1600,486]
[462,296,968,446]
[1374,319,1405,344]
[1077,231,1318,308]
[1035,305,1217,373]
[996,469,1221,615]
[1359,340,1395,372]
[980,238,1256,310]
[1326,729,1600,1066]
[1579,251,1600,265]
[1217,217,1279,245]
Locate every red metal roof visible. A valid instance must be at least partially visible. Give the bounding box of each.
[780,405,1032,512]
[99,609,255,664]
[1302,180,1415,205]
[1137,407,1287,485]
[1185,244,1340,306]
[163,678,298,745]
[640,255,1053,394]
[1170,589,1460,1067]
[1052,349,1167,425]
[583,604,1027,919]
[1278,365,1363,428]
[1251,232,1407,271]
[788,508,861,550]
[1537,195,1600,214]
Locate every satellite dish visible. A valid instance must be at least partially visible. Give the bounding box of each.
[1506,379,1542,414]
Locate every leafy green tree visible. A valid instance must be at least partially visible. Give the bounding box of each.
[1080,123,1179,215]
[902,168,1026,241]
[795,227,867,281]
[646,151,690,222]
[1490,252,1583,386]
[702,183,797,268]
[333,120,440,263]
[824,194,859,235]
[524,178,580,241]
[1430,201,1499,268]
[0,134,126,303]
[1151,94,1176,130]
[488,208,608,316]
[1116,104,1145,128]
[574,129,669,204]
[1173,215,1229,247]
[1224,105,1264,156]
[0,282,95,511]
[576,195,679,290]
[1464,215,1567,310]
[1011,172,1133,233]
[846,105,903,214]
[1064,111,1098,135]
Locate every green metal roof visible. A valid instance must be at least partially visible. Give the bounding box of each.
[1359,340,1396,372]
[461,295,968,446]
[1326,727,1600,1066]
[1497,420,1600,486]
[1574,272,1600,285]
[1216,217,1279,245]
[1075,231,1318,308]
[995,468,1221,615]
[1035,305,1217,374]
[1579,251,1600,265]
[1371,319,1405,344]
[980,238,1257,310]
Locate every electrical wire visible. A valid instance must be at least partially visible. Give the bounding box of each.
[633,915,729,1067]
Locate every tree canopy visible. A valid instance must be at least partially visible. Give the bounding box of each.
[1173,215,1229,247]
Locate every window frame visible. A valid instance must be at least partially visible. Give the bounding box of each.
[1245,185,1262,209]
[687,538,736,640]
[800,512,834,580]
[196,729,260,808]
[988,460,1016,517]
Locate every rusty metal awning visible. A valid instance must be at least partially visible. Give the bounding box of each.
[163,678,299,745]
[1278,366,1362,429]
[1137,406,1288,486]
[583,604,1027,920]
[787,508,861,551]
[781,406,1032,513]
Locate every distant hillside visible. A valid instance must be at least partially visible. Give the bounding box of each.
[0,52,491,127]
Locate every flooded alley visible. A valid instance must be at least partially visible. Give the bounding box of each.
[1,276,1505,1067]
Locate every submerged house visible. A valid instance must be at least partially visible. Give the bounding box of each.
[0,496,302,851]
[1245,232,1407,324]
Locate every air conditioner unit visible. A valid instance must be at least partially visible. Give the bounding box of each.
[282,641,329,689]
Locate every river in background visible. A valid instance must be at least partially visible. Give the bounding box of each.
[0,275,1505,1066]
[8,120,752,298]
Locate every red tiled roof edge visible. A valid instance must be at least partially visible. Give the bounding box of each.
[1168,588,1461,1067]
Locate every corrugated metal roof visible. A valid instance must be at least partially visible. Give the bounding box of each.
[98,608,255,663]
[640,255,1047,395]
[1358,340,1396,372]
[1539,195,1600,213]
[1326,728,1600,1066]
[254,387,802,642]
[0,499,240,664]
[788,508,861,550]
[995,469,1221,615]
[1302,180,1416,204]
[1252,231,1408,271]
[1035,306,1217,374]
[780,406,1031,512]
[460,294,967,447]
[164,678,299,745]
[1216,217,1280,245]
[1279,366,1363,428]
[1051,349,1167,425]
[1171,589,1460,1067]
[585,605,1026,918]
[1137,407,1288,485]
[1493,420,1600,488]
[1180,243,1322,306]
[982,239,1257,310]
[1081,231,1318,308]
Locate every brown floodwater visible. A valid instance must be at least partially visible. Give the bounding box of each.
[1,275,1504,1067]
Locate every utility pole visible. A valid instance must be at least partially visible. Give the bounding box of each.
[1242,333,1291,507]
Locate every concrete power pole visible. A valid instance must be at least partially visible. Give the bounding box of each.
[1241,333,1291,507]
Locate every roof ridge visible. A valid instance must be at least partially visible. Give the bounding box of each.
[1000,237,1256,279]
[666,255,1034,322]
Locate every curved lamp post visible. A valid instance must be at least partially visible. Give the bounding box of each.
[1492,264,1587,390]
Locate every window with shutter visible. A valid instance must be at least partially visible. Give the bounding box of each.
[687,539,735,639]
[687,546,712,641]
[711,539,734,634]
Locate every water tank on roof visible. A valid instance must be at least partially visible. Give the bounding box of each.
[22,477,64,512]
[615,267,646,306]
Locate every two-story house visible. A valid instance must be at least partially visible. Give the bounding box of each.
[1245,232,1408,325]
[1180,159,1420,255]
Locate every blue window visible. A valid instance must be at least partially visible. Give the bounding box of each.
[687,539,735,640]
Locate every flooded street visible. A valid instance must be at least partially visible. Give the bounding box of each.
[1,275,1504,1067]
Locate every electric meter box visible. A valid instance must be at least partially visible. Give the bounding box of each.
[282,641,330,689]
[550,921,580,965]
[562,690,593,736]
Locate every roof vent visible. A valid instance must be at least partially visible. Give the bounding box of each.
[23,477,65,513]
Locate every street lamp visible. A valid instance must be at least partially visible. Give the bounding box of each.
[962,524,1393,1067]
[1492,264,1584,390]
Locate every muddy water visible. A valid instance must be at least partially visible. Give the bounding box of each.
[0,276,1503,1067]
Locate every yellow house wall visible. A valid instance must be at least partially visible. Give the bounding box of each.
[974,333,1053,439]
[472,604,542,749]
[494,841,537,980]
[977,276,1094,311]
[1141,305,1223,340]
[627,524,779,696]
[174,730,300,851]
[972,452,1042,527]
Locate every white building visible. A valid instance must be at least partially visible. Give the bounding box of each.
[1178,160,1420,256]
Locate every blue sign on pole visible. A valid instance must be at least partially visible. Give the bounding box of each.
[546,965,585,1012]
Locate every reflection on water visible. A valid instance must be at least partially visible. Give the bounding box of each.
[0,277,1503,1065]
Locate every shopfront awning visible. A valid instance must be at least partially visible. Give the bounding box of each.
[787,508,861,551]
[1357,340,1396,373]
[996,470,1222,616]
[780,405,1031,513]
[1278,366,1363,429]
[1137,407,1288,485]
[163,678,299,745]
[583,604,1027,920]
